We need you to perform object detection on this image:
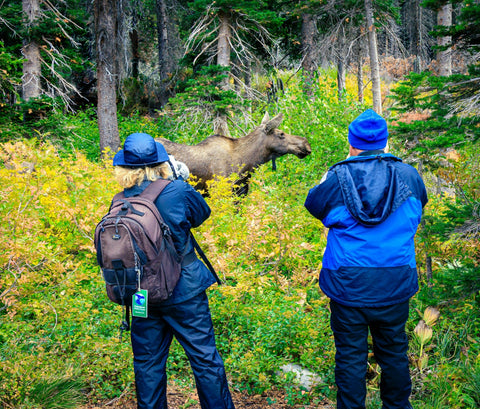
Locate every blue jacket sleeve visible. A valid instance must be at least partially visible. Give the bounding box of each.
[153,180,216,304]
[154,180,210,255]
[395,163,428,208]
[304,171,343,223]
[183,182,211,228]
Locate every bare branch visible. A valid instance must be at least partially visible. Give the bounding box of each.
[38,37,83,110]
[184,4,275,77]
[0,263,18,300]
[42,0,83,31]
[192,34,219,66]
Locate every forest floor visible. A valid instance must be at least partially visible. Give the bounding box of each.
[83,381,335,408]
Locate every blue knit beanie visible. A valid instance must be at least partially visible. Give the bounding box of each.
[348,109,388,150]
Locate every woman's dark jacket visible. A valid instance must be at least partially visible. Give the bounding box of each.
[123,178,216,305]
[304,152,428,308]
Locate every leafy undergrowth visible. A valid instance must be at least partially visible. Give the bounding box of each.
[1,137,479,408]
[1,75,479,408]
[0,138,336,407]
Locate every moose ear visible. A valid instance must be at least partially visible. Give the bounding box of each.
[265,113,283,134]
[261,112,270,125]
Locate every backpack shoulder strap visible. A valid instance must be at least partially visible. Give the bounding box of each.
[111,179,170,204]
[108,179,170,212]
[112,191,125,202]
[140,179,171,202]
[191,234,222,285]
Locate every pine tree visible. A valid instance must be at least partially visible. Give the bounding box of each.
[22,0,42,101]
[1,0,90,110]
[172,0,283,133]
[181,0,282,75]
[94,0,120,154]
[391,0,480,157]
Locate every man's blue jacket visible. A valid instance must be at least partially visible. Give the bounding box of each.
[304,151,428,308]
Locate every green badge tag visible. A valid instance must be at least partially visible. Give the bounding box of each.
[132,289,148,318]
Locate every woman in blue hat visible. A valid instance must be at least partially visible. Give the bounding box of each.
[112,132,235,409]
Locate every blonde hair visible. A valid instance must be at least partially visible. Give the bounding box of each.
[114,163,172,189]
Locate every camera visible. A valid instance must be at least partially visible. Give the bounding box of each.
[168,155,190,181]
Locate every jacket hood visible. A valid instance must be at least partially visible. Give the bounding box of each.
[331,154,413,226]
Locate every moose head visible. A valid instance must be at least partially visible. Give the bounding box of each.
[157,113,312,195]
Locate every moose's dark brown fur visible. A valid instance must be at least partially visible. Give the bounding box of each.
[157,113,311,195]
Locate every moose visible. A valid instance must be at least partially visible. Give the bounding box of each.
[157,112,312,195]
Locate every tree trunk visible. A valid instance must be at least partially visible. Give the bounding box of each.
[336,25,346,101]
[365,0,382,114]
[156,0,169,106]
[437,2,452,76]
[357,38,364,104]
[115,0,127,88]
[95,0,120,155]
[22,0,41,101]
[416,160,433,285]
[215,10,231,136]
[413,0,424,73]
[130,25,139,78]
[217,10,231,70]
[157,0,168,81]
[244,62,251,98]
[337,59,346,100]
[129,0,140,79]
[426,253,433,285]
[301,13,318,97]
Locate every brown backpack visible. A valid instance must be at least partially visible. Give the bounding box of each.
[94,179,181,306]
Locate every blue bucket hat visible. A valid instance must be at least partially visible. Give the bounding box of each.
[113,133,169,167]
[348,109,388,150]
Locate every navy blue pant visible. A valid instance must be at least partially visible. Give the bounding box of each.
[130,291,235,409]
[330,300,412,409]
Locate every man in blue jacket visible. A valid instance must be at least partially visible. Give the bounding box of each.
[304,110,428,409]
